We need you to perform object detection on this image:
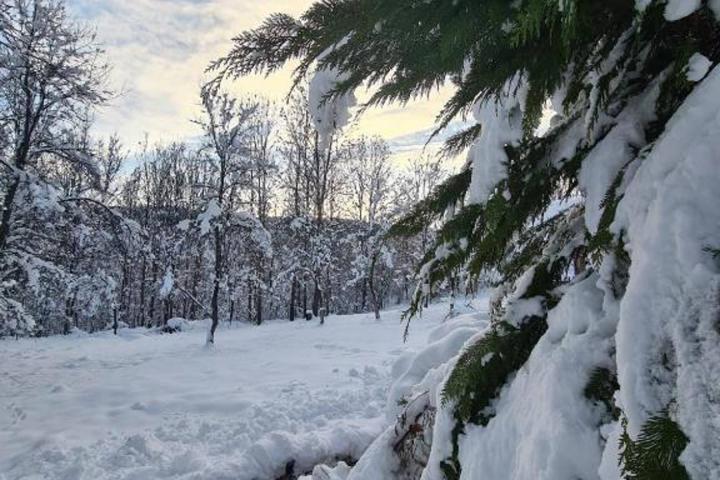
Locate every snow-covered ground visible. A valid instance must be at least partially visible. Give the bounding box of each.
[0,301,485,480]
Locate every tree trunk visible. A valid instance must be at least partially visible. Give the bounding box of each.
[0,64,34,255]
[289,277,296,322]
[448,275,456,318]
[119,256,129,327]
[368,254,381,321]
[360,279,367,313]
[247,280,253,321]
[138,257,147,328]
[0,179,20,254]
[148,261,158,327]
[162,299,170,326]
[208,226,222,345]
[312,278,322,318]
[256,288,263,326]
[190,253,201,319]
[64,295,76,335]
[303,283,310,320]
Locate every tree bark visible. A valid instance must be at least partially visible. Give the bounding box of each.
[360,279,367,313]
[256,288,263,326]
[148,261,158,327]
[190,253,201,319]
[289,277,296,322]
[312,277,322,318]
[208,141,227,344]
[138,257,147,328]
[208,225,222,345]
[0,39,36,254]
[303,283,309,320]
[368,254,381,321]
[0,180,20,253]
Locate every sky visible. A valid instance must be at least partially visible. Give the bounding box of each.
[66,0,455,152]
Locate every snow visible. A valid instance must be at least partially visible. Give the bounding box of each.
[0,303,457,480]
[336,276,619,480]
[197,199,221,235]
[583,28,633,137]
[301,461,352,480]
[458,275,616,480]
[635,0,702,20]
[578,72,661,234]
[166,318,189,331]
[612,65,720,478]
[309,69,356,151]
[597,421,623,480]
[502,265,547,326]
[686,53,712,82]
[634,0,652,14]
[465,74,527,206]
[27,178,64,214]
[344,306,489,480]
[158,269,174,299]
[387,323,487,420]
[663,0,701,21]
[176,219,190,231]
[309,41,357,151]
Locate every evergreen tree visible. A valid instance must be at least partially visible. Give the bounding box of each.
[211,1,720,478]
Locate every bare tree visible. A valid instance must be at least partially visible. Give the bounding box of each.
[244,99,277,325]
[343,136,392,224]
[195,92,257,345]
[279,87,314,218]
[0,0,110,253]
[96,135,125,204]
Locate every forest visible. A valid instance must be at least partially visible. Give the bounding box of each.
[0,1,451,341]
[2,1,720,480]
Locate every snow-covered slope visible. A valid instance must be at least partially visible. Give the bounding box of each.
[0,301,487,480]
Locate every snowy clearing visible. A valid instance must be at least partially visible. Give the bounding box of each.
[0,301,485,480]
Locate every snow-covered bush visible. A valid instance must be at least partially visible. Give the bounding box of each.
[163,317,189,333]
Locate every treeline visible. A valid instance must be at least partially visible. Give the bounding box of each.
[0,0,446,338]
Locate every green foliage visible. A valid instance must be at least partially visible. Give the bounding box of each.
[619,411,690,480]
[587,160,631,263]
[438,317,547,479]
[387,169,472,239]
[439,420,464,480]
[211,2,719,321]
[645,7,720,141]
[211,0,636,132]
[441,124,483,158]
[584,367,620,422]
[211,5,720,478]
[443,316,548,425]
[498,213,563,285]
[400,205,481,319]
[438,255,570,478]
[464,137,579,279]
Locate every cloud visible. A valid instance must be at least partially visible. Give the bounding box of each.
[66,0,453,152]
[66,0,309,144]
